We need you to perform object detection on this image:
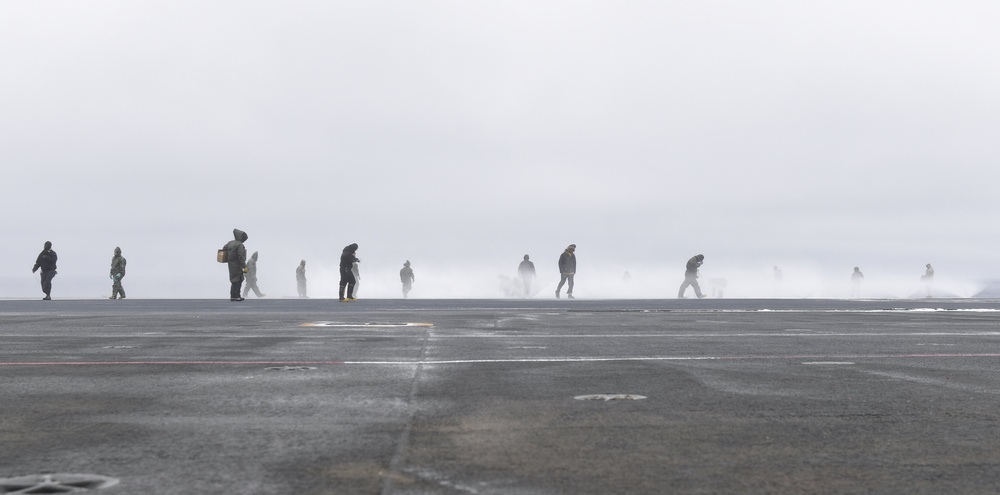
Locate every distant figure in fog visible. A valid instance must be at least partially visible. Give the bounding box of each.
[223,229,248,301]
[678,254,706,299]
[773,266,782,282]
[623,271,632,284]
[518,255,536,297]
[296,260,307,298]
[400,260,414,298]
[339,243,359,302]
[708,278,727,298]
[921,263,934,297]
[109,247,126,300]
[242,251,266,298]
[31,241,58,301]
[851,266,864,297]
[556,244,577,299]
[351,260,361,297]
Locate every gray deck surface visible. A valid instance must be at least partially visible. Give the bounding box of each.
[3,298,1000,494]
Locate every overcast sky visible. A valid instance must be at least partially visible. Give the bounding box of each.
[2,1,998,299]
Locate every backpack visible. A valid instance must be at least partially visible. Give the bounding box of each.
[217,247,229,263]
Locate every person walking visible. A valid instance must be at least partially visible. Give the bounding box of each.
[109,247,126,299]
[223,229,248,301]
[296,260,308,298]
[242,251,266,298]
[922,263,934,297]
[400,260,414,298]
[351,260,361,297]
[518,254,536,297]
[677,254,707,299]
[556,244,576,299]
[851,266,864,298]
[31,241,58,300]
[339,243,359,302]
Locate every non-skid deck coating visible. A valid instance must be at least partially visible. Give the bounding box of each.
[2,298,1000,494]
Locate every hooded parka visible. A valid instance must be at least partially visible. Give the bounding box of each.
[225,229,248,284]
[110,247,127,299]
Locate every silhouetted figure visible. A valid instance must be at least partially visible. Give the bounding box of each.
[296,260,307,298]
[242,251,265,298]
[518,255,536,297]
[31,241,57,300]
[223,229,248,301]
[922,263,934,297]
[109,247,126,299]
[773,266,782,282]
[708,278,727,298]
[677,254,706,298]
[851,266,864,297]
[556,244,576,299]
[339,243,359,302]
[400,260,414,298]
[351,260,361,297]
[623,271,632,283]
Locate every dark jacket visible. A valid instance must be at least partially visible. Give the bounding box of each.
[400,263,414,284]
[33,249,58,273]
[224,229,248,283]
[110,247,126,278]
[558,250,576,274]
[518,260,536,279]
[340,244,359,273]
[685,255,704,276]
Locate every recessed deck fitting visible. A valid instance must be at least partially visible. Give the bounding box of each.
[574,394,647,401]
[0,473,119,493]
[265,366,318,371]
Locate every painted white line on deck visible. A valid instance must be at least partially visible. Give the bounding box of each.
[4,352,1000,367]
[2,331,1000,340]
[300,322,433,328]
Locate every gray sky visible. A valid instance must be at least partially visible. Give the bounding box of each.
[2,1,998,299]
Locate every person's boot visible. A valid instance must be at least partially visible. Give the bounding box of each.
[555,290,560,299]
[339,286,347,302]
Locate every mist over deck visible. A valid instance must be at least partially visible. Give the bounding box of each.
[4,298,1000,493]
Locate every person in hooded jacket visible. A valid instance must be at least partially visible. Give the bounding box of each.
[339,243,360,301]
[400,260,414,298]
[32,241,58,300]
[224,229,248,301]
[242,251,266,298]
[109,247,127,299]
[677,254,707,299]
[296,260,308,298]
[556,244,576,299]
